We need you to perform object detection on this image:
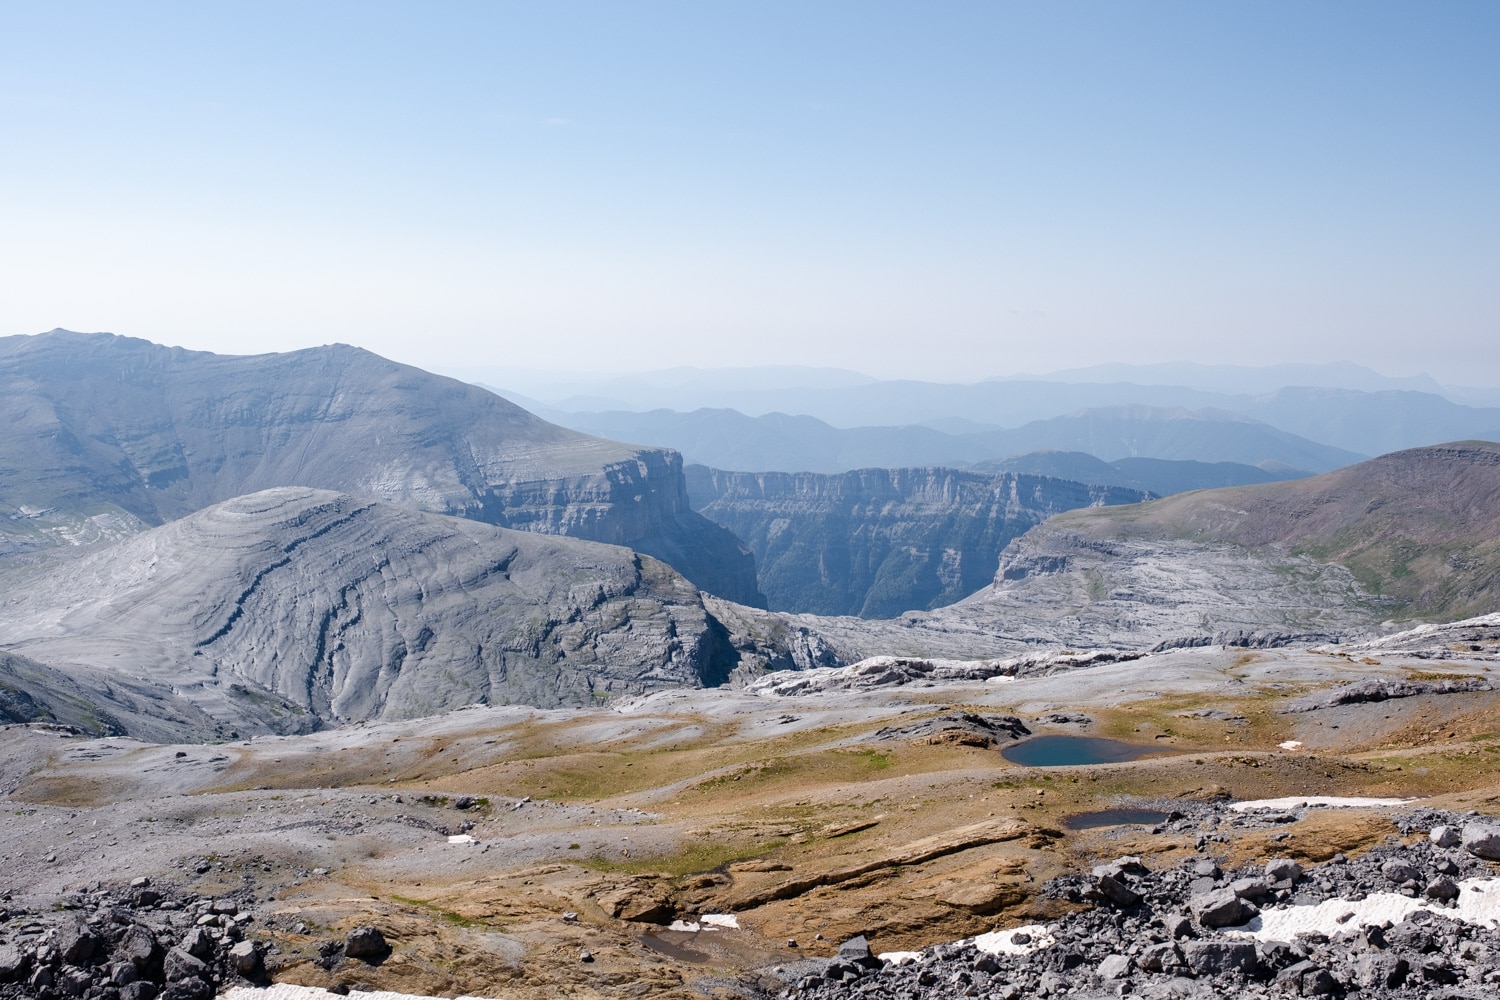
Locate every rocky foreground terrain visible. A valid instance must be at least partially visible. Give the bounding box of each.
[1,617,1498,1000]
[787,810,1500,999]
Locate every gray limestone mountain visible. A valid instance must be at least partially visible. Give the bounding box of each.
[986,440,1500,624]
[0,330,762,606]
[684,465,1150,617]
[0,488,748,739]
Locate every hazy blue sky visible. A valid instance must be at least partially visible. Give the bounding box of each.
[2,2,1496,383]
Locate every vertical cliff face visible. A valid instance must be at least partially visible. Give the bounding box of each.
[466,449,763,607]
[686,465,1150,617]
[0,330,764,605]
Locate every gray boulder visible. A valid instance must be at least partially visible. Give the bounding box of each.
[1462,822,1500,860]
[1350,953,1410,989]
[1191,888,1257,929]
[228,940,261,975]
[343,925,389,960]
[179,927,215,961]
[1097,873,1143,908]
[1229,876,1272,902]
[0,945,30,982]
[56,915,101,966]
[1430,824,1461,848]
[1182,939,1258,976]
[163,947,208,983]
[1425,877,1460,902]
[1137,942,1185,974]
[118,924,161,970]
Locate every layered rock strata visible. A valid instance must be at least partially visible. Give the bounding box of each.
[687,466,1147,617]
[0,331,762,605]
[0,488,742,736]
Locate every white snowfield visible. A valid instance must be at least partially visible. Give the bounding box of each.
[1227,877,1500,941]
[877,923,1053,965]
[222,989,501,1000]
[1228,796,1415,812]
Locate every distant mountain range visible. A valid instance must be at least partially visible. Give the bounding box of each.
[535,404,1362,475]
[973,451,1291,495]
[485,365,1500,459]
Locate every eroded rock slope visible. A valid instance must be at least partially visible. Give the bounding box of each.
[0,488,744,737]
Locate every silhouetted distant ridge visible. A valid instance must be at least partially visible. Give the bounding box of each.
[552,404,1360,475]
[974,450,1301,494]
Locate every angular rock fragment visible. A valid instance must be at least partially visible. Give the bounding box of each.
[1095,873,1141,908]
[1264,857,1302,884]
[343,925,390,959]
[1181,939,1258,976]
[1191,888,1257,928]
[1462,821,1500,859]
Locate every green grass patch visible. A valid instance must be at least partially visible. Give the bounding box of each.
[388,895,486,928]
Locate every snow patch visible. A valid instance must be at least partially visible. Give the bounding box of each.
[972,923,1054,956]
[877,950,923,964]
[1228,796,1414,812]
[1226,877,1500,941]
[447,834,476,844]
[1277,740,1304,750]
[667,913,739,932]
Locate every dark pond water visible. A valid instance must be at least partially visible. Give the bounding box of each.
[1063,808,1172,831]
[1000,734,1168,767]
